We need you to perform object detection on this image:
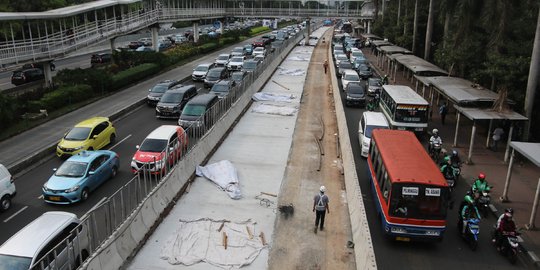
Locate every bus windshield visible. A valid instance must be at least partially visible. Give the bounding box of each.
[393,105,428,123]
[389,183,448,220]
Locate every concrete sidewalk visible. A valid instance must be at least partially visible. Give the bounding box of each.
[363,47,540,266]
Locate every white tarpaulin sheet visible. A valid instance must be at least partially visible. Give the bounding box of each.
[286,55,309,61]
[277,66,306,76]
[160,218,265,269]
[252,92,296,102]
[196,160,242,199]
[251,103,298,116]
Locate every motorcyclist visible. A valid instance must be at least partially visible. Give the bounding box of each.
[459,195,481,234]
[472,173,491,194]
[440,156,454,179]
[382,74,389,85]
[450,150,461,166]
[494,208,517,248]
[428,129,442,154]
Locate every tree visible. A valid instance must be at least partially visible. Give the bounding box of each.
[524,7,540,140]
[424,0,435,60]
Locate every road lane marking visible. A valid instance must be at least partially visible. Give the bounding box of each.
[109,134,132,150]
[37,195,43,199]
[3,206,28,223]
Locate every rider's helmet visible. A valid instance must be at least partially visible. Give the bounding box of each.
[320,186,326,193]
[504,208,514,218]
[478,173,486,181]
[443,156,451,163]
[452,150,458,157]
[432,129,439,136]
[464,195,474,204]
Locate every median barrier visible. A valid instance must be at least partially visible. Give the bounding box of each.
[81,30,305,270]
[115,229,137,260]
[327,37,377,270]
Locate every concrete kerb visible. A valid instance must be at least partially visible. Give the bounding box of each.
[328,43,377,269]
[81,34,303,270]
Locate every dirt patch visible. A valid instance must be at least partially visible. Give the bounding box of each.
[268,31,356,270]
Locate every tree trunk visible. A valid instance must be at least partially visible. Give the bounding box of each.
[443,9,450,49]
[424,0,435,60]
[403,0,408,35]
[412,0,419,53]
[523,7,540,141]
[374,0,380,21]
[397,0,402,26]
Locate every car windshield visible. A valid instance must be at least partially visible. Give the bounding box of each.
[211,84,229,92]
[139,138,168,152]
[369,79,382,86]
[352,52,364,57]
[347,85,365,94]
[194,66,209,72]
[244,45,252,50]
[65,127,91,141]
[365,125,387,138]
[182,105,206,116]
[344,74,359,81]
[233,48,243,53]
[231,57,243,63]
[151,84,169,93]
[339,62,353,69]
[244,62,257,69]
[254,48,264,52]
[232,73,244,81]
[337,55,348,60]
[160,92,182,103]
[207,69,222,77]
[0,254,32,270]
[55,161,88,177]
[217,55,229,60]
[359,65,370,71]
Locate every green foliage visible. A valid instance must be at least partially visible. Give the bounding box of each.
[249,26,270,35]
[111,63,160,90]
[55,68,112,94]
[113,50,170,69]
[0,94,18,130]
[29,84,92,112]
[198,42,219,53]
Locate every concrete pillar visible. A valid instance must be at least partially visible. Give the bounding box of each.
[501,149,514,202]
[467,121,477,164]
[453,112,461,147]
[151,27,159,51]
[110,37,116,52]
[486,119,493,148]
[43,62,53,88]
[504,124,514,162]
[307,18,311,36]
[193,21,199,43]
[526,177,540,229]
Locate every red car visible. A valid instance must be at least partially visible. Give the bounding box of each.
[252,39,265,48]
[131,125,188,174]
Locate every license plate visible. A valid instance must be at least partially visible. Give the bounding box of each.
[48,196,61,201]
[396,237,410,242]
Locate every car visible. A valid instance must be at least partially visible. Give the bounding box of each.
[353,57,369,70]
[358,64,373,79]
[214,54,231,67]
[0,164,16,211]
[253,55,265,64]
[135,46,154,52]
[358,112,389,157]
[0,211,89,269]
[22,62,55,71]
[147,80,183,106]
[271,40,284,52]
[349,50,365,64]
[192,63,215,81]
[90,53,112,67]
[178,93,219,131]
[242,59,260,73]
[308,35,319,46]
[341,70,361,90]
[252,47,266,57]
[11,68,44,86]
[345,82,367,107]
[139,37,152,46]
[43,150,120,204]
[56,117,116,158]
[131,125,188,174]
[252,39,265,47]
[334,54,349,67]
[231,70,248,86]
[243,44,254,55]
[231,46,246,56]
[155,85,198,119]
[227,56,245,72]
[128,40,145,49]
[209,80,235,99]
[367,78,383,96]
[204,67,228,88]
[337,61,354,78]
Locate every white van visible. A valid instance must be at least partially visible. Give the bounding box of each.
[0,211,89,270]
[0,164,16,211]
[358,112,390,157]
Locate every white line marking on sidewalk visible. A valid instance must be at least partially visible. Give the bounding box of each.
[109,134,132,150]
[4,206,28,223]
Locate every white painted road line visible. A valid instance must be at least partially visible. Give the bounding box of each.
[109,134,132,150]
[3,206,28,223]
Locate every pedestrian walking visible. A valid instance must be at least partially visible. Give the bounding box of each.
[491,126,505,151]
[439,102,448,125]
[313,186,329,233]
[323,60,329,74]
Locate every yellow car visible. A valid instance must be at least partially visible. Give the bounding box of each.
[56,117,116,157]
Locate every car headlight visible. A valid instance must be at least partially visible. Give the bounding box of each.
[362,141,369,148]
[391,227,407,234]
[73,146,84,150]
[65,185,80,193]
[42,185,50,192]
[155,107,161,112]
[346,95,352,99]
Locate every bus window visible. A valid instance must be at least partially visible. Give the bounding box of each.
[382,171,390,202]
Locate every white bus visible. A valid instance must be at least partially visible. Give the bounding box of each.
[379,85,429,135]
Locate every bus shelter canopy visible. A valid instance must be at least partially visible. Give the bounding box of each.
[510,142,540,167]
[371,40,392,47]
[360,33,382,40]
[395,54,448,76]
[429,76,499,107]
[378,45,412,55]
[453,106,528,122]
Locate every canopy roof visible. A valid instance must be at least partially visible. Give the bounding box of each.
[378,45,412,55]
[429,76,499,106]
[454,105,527,121]
[371,40,392,47]
[509,142,540,167]
[395,54,448,76]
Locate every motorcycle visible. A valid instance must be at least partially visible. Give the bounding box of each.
[429,142,442,163]
[493,229,521,264]
[474,189,492,217]
[451,162,461,181]
[458,218,480,250]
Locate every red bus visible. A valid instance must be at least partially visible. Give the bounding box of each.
[367,129,449,241]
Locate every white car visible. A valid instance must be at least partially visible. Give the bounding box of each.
[252,47,266,57]
[358,112,389,157]
[0,164,15,211]
[215,54,231,66]
[227,56,245,71]
[335,54,349,67]
[192,63,214,81]
[341,70,361,90]
[349,50,365,64]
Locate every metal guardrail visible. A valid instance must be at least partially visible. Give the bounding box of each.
[29,29,308,270]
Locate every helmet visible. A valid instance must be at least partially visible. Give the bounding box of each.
[432,129,439,135]
[504,208,514,218]
[478,173,486,181]
[320,186,326,193]
[452,150,458,156]
[443,156,451,162]
[464,195,474,204]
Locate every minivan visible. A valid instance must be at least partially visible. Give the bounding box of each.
[0,211,89,270]
[358,112,389,157]
[204,67,228,88]
[155,85,198,119]
[178,94,219,131]
[0,164,16,211]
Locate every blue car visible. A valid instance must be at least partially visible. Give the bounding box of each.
[42,150,119,204]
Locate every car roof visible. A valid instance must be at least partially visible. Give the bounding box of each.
[215,80,232,85]
[218,54,230,57]
[146,125,181,139]
[68,150,110,162]
[75,117,109,128]
[197,63,213,67]
[169,85,196,93]
[210,66,226,71]
[156,80,178,85]
[363,111,389,126]
[343,70,357,76]
[0,211,79,258]
[187,93,218,105]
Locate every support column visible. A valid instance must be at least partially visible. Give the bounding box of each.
[504,124,514,162]
[467,121,477,164]
[367,21,371,34]
[486,119,493,148]
[151,27,159,51]
[43,62,53,88]
[307,18,311,36]
[193,21,199,43]
[500,149,514,202]
[110,37,116,52]
[453,112,461,147]
[526,177,540,230]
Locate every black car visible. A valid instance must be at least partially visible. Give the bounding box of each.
[209,80,235,99]
[91,53,112,67]
[22,62,55,71]
[155,85,198,119]
[146,80,183,106]
[358,64,373,79]
[11,68,44,86]
[345,82,367,107]
[231,71,248,86]
[204,67,228,88]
